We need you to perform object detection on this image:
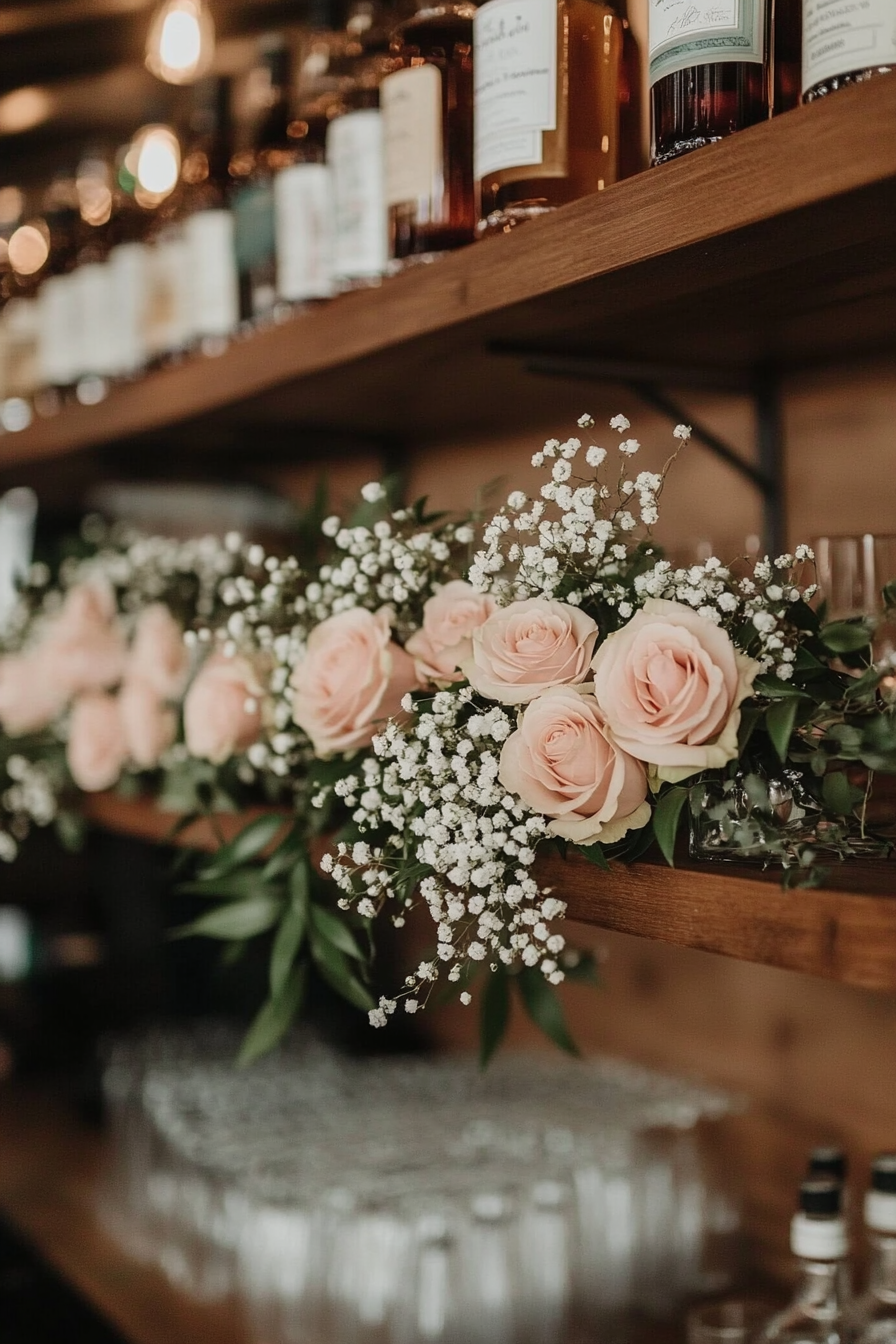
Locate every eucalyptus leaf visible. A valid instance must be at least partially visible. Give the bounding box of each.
[517,970,579,1057]
[176,871,269,901]
[652,786,689,867]
[821,771,861,817]
[198,814,288,881]
[172,893,283,941]
[261,826,309,881]
[310,902,366,962]
[311,939,375,1012]
[766,697,801,763]
[237,963,308,1067]
[479,967,510,1068]
[820,620,873,654]
[270,895,309,999]
[576,842,610,871]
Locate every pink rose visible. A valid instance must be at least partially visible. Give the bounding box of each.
[183,652,265,764]
[0,652,67,736]
[591,598,760,784]
[45,581,126,697]
[499,686,651,845]
[129,604,190,701]
[291,607,419,758]
[119,677,177,769]
[462,598,599,704]
[405,581,497,685]
[67,692,127,792]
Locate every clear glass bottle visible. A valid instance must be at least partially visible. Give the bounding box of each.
[476,0,642,234]
[180,75,240,351]
[106,145,154,382]
[648,0,771,164]
[35,174,81,400]
[809,1147,848,1184]
[384,0,477,265]
[71,150,120,398]
[758,1181,851,1344]
[848,1155,896,1344]
[802,0,895,101]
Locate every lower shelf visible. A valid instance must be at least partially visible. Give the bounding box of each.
[81,793,896,993]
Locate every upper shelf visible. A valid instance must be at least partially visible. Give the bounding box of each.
[83,793,896,995]
[2,76,895,473]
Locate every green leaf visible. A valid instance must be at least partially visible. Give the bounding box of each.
[517,970,579,1057]
[172,893,283,941]
[310,902,366,962]
[237,963,308,1067]
[176,871,268,901]
[766,697,801,763]
[261,825,308,881]
[479,967,511,1068]
[311,939,375,1012]
[820,620,873,654]
[198,814,288,880]
[754,676,809,699]
[821,771,862,817]
[883,579,896,611]
[576,841,610,871]
[269,863,310,999]
[652,786,688,867]
[737,705,763,755]
[562,950,601,986]
[55,810,86,853]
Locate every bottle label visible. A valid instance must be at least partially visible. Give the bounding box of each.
[37,274,78,387]
[108,243,148,376]
[327,110,388,280]
[274,162,336,302]
[184,208,240,338]
[146,233,194,357]
[474,0,558,182]
[802,0,896,92]
[648,0,766,86]
[74,262,118,378]
[382,65,444,207]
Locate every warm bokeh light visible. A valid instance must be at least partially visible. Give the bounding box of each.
[145,0,215,85]
[0,86,54,136]
[8,223,49,275]
[132,124,181,199]
[76,160,113,227]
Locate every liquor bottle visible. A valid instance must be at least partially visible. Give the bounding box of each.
[648,0,771,164]
[475,0,643,235]
[802,0,895,101]
[383,0,476,264]
[773,0,802,113]
[232,35,304,324]
[106,147,154,380]
[35,175,81,399]
[757,1181,851,1344]
[70,151,120,397]
[809,1147,848,1183]
[327,2,399,287]
[180,75,240,350]
[848,1155,896,1344]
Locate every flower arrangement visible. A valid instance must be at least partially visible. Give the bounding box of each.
[1,417,894,1063]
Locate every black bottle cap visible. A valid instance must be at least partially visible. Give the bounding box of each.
[808,1147,848,1183]
[800,1180,842,1216]
[871,1155,896,1194]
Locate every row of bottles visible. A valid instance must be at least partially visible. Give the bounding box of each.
[757,1148,896,1344]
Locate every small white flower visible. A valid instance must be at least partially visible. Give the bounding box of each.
[459,991,472,1006]
[619,438,640,456]
[321,515,341,538]
[673,424,691,441]
[578,413,595,428]
[361,481,387,502]
[609,414,631,432]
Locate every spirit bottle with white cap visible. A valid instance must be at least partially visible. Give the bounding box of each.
[758,1180,851,1344]
[849,1155,896,1344]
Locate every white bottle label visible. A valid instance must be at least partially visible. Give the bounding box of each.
[382,64,444,207]
[802,0,896,92]
[185,208,239,338]
[274,163,336,302]
[474,0,558,182]
[146,233,194,357]
[37,274,78,387]
[74,262,118,378]
[327,109,388,281]
[648,0,766,86]
[108,242,149,376]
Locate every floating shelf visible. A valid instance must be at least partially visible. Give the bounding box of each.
[1,77,895,475]
[83,793,896,994]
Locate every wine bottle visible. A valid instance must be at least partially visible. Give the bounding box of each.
[70,151,120,397]
[35,175,81,398]
[802,0,895,101]
[180,76,240,351]
[648,0,771,164]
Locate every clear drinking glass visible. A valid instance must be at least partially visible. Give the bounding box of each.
[687,1298,772,1344]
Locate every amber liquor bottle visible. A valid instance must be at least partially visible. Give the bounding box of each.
[384,1,477,264]
[475,0,642,235]
[649,0,771,164]
[801,0,895,101]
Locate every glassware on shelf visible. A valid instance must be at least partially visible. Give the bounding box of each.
[688,1299,774,1344]
[756,1180,851,1344]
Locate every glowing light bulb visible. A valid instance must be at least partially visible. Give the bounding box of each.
[8,223,49,275]
[133,124,181,199]
[146,0,215,85]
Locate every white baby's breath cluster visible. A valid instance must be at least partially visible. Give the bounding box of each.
[468,414,690,609]
[322,686,567,1021]
[0,754,63,862]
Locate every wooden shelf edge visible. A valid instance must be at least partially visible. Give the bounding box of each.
[83,793,896,993]
[1,77,894,469]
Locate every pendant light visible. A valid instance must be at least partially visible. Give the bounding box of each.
[145,0,215,86]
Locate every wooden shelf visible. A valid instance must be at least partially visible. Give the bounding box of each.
[83,792,896,994]
[2,76,895,475]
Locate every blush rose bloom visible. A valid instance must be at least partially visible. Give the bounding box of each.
[184,653,265,764]
[0,652,67,736]
[405,581,497,685]
[119,677,177,769]
[45,581,127,697]
[462,597,599,704]
[67,691,128,792]
[291,607,419,758]
[499,685,651,845]
[128,605,190,701]
[590,597,760,784]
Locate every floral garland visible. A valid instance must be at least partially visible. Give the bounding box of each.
[1,417,895,1062]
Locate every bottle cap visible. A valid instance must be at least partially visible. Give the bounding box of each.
[808,1147,847,1183]
[791,1181,848,1260]
[865,1155,896,1233]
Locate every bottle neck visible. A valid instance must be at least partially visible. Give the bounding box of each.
[868,1235,896,1301]
[793,1258,851,1314]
